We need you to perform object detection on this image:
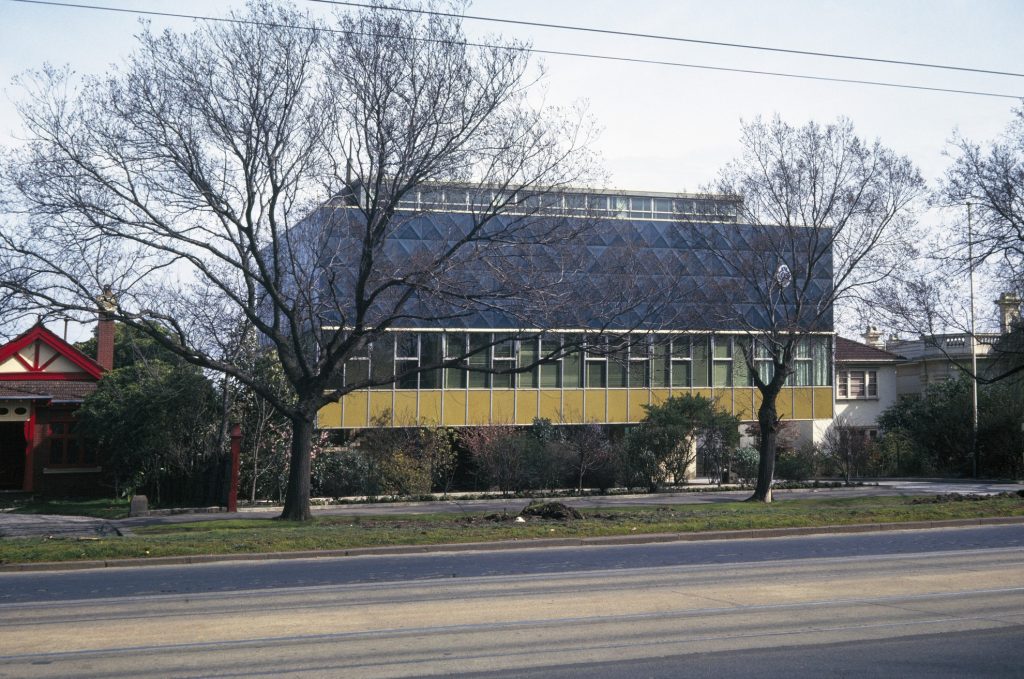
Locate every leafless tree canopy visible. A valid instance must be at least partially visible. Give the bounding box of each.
[943,107,1024,291]
[0,0,607,519]
[708,116,925,501]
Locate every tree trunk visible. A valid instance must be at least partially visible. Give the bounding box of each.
[749,384,781,503]
[280,415,314,521]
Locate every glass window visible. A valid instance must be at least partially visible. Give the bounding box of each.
[539,337,562,388]
[629,197,652,218]
[585,338,608,388]
[586,360,607,388]
[419,334,442,389]
[691,335,710,387]
[395,333,419,390]
[518,337,538,388]
[562,336,581,388]
[712,336,733,387]
[608,340,628,388]
[651,339,670,388]
[467,333,490,388]
[370,337,394,388]
[48,420,85,466]
[444,333,466,389]
[492,336,515,389]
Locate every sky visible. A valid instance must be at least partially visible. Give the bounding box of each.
[1,0,1023,335]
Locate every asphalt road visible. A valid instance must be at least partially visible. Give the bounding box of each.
[1,525,1024,677]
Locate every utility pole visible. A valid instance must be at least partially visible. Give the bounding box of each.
[968,202,979,479]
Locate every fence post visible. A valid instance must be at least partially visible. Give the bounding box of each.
[228,423,242,513]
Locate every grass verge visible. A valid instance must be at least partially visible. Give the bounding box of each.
[2,494,1023,565]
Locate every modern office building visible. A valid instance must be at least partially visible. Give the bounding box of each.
[314,186,835,444]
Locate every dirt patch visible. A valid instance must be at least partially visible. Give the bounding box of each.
[911,491,1024,504]
[519,501,583,521]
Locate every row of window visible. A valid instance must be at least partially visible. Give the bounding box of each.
[337,333,832,391]
[394,190,739,222]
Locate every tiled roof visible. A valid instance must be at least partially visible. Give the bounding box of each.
[0,381,97,402]
[836,336,904,363]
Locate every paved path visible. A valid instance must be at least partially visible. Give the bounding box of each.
[0,513,121,539]
[2,479,1022,538]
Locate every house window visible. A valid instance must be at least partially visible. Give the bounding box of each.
[712,336,733,387]
[584,338,607,388]
[48,420,92,466]
[395,333,419,390]
[492,336,515,389]
[444,333,467,389]
[837,370,878,399]
[670,335,691,388]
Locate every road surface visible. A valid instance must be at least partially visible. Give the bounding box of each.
[1,525,1023,677]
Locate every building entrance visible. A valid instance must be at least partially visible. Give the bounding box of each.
[0,422,26,490]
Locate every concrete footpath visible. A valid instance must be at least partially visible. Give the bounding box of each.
[2,478,1022,544]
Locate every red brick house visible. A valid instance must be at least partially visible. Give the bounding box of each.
[0,319,113,495]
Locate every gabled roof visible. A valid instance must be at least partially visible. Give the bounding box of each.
[0,323,104,381]
[836,336,904,364]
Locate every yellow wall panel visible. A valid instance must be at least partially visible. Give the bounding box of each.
[343,392,369,428]
[538,390,562,422]
[515,390,539,424]
[792,388,814,420]
[562,390,584,424]
[317,401,341,429]
[584,390,606,423]
[650,389,670,407]
[734,388,755,420]
[467,392,491,425]
[607,390,628,423]
[418,391,442,426]
[627,389,649,423]
[752,389,763,421]
[775,389,794,420]
[392,392,419,427]
[813,387,834,419]
[369,392,394,424]
[491,390,515,425]
[442,391,467,426]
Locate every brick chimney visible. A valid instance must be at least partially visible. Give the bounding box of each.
[861,324,884,348]
[996,292,1021,334]
[96,286,117,371]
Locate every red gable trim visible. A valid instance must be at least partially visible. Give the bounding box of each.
[0,323,104,381]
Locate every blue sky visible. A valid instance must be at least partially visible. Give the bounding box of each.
[1,0,1022,335]
[2,0,1022,191]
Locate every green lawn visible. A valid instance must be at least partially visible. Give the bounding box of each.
[2,494,1023,565]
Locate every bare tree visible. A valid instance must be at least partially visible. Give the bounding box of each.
[820,415,869,485]
[944,107,1024,294]
[869,107,1024,384]
[0,1,613,519]
[708,116,925,502]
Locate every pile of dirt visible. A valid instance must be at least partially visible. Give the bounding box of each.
[518,501,583,521]
[911,490,1024,504]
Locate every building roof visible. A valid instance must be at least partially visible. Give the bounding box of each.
[836,336,904,363]
[307,206,834,333]
[0,380,97,402]
[0,322,104,380]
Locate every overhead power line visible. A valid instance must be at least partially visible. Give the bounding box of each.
[307,0,1024,79]
[7,0,1024,100]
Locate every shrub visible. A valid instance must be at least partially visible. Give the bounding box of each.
[732,446,760,485]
